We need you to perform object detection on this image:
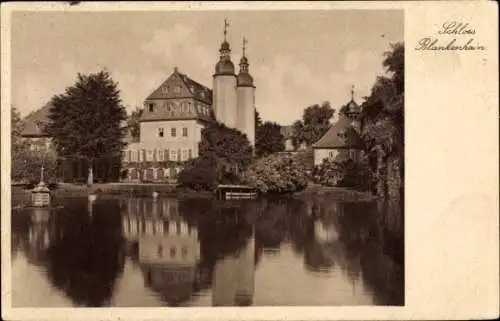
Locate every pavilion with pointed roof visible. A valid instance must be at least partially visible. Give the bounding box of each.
[312,87,364,166]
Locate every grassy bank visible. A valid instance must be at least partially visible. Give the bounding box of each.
[11,182,214,206]
[12,181,375,206]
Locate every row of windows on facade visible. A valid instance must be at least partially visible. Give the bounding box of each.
[147,101,211,117]
[157,127,189,138]
[126,167,182,180]
[156,244,190,259]
[327,149,359,159]
[121,198,179,216]
[123,148,194,162]
[24,138,51,151]
[123,218,195,237]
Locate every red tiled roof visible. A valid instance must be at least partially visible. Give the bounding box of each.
[20,103,53,137]
[311,117,364,149]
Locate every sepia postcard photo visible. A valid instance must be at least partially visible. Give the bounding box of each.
[1,1,498,321]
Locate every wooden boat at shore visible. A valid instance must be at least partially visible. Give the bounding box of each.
[214,185,258,201]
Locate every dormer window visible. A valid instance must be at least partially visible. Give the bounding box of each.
[201,92,205,99]
[148,103,154,112]
[174,85,181,94]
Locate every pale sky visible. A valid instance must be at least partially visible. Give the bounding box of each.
[11,10,403,125]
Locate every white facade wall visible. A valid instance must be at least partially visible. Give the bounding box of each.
[237,86,256,147]
[123,120,203,163]
[213,75,237,128]
[314,149,339,166]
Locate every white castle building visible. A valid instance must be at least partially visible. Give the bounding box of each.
[122,21,256,182]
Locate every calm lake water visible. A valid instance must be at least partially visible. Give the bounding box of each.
[11,195,404,307]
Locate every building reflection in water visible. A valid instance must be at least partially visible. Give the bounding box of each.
[25,207,53,267]
[10,195,403,307]
[212,228,255,306]
[122,198,201,306]
[121,198,257,307]
[305,200,364,295]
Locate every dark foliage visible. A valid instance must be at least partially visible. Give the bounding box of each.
[291,101,335,148]
[43,70,127,182]
[255,120,285,158]
[178,121,253,191]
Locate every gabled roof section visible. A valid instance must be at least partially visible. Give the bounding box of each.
[142,69,214,123]
[178,73,213,105]
[146,69,212,105]
[20,103,53,137]
[312,116,364,149]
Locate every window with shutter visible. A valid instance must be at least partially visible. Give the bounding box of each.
[165,149,169,161]
[177,149,181,162]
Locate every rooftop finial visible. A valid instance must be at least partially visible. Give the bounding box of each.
[223,18,230,41]
[351,85,355,101]
[242,37,247,57]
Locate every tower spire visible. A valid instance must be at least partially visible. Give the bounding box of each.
[238,37,253,87]
[215,19,235,75]
[223,18,230,41]
[242,37,247,57]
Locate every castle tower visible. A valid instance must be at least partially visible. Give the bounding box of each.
[236,37,256,147]
[213,19,238,129]
[344,85,361,133]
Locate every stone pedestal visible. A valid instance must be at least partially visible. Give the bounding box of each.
[31,182,51,207]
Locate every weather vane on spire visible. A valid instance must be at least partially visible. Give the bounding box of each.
[223,19,230,41]
[242,37,247,56]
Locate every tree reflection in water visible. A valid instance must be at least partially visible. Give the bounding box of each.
[11,194,403,306]
[44,199,125,307]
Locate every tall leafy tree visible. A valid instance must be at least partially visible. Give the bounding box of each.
[292,101,335,148]
[127,106,143,139]
[11,105,26,181]
[255,109,263,128]
[360,42,404,197]
[178,121,253,190]
[44,70,127,184]
[11,105,24,152]
[255,121,285,158]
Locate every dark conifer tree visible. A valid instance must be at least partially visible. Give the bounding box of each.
[44,70,127,184]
